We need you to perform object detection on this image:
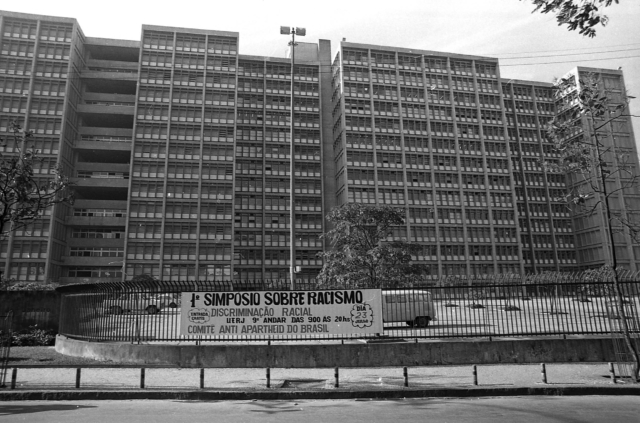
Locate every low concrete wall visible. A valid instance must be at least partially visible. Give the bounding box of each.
[56,335,617,368]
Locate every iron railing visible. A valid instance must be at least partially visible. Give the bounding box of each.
[56,280,640,343]
[606,295,640,380]
[0,311,13,388]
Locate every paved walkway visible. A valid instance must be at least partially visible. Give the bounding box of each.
[1,363,639,400]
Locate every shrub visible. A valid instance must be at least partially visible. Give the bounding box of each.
[1,279,59,291]
[9,326,56,346]
[467,288,487,301]
[0,330,10,346]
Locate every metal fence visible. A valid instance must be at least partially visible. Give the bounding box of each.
[56,280,640,343]
[606,296,640,380]
[0,311,13,388]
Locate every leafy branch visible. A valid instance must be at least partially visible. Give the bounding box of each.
[543,74,640,381]
[317,203,424,288]
[525,0,620,37]
[0,120,73,238]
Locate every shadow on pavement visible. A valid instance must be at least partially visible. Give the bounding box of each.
[0,404,97,416]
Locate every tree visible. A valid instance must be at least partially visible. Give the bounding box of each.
[130,274,157,283]
[316,203,424,288]
[543,74,640,381]
[525,0,620,37]
[0,120,72,239]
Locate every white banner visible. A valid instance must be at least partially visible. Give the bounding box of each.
[179,289,383,337]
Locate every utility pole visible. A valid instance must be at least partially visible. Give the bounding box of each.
[280,26,305,290]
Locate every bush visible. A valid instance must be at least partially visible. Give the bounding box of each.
[0,330,10,346]
[467,288,487,301]
[1,279,59,291]
[8,326,56,346]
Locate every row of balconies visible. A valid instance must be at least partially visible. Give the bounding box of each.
[235,242,324,248]
[233,259,323,266]
[342,61,498,80]
[234,170,322,177]
[58,59,135,279]
[63,219,126,267]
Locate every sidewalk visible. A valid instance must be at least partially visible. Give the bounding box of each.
[1,363,639,400]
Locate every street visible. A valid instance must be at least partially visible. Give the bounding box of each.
[1,396,638,423]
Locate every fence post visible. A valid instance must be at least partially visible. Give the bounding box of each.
[541,363,547,384]
[403,367,408,387]
[472,365,478,386]
[140,368,145,389]
[10,368,17,389]
[75,368,81,389]
[135,314,141,345]
[334,367,339,388]
[609,362,616,384]
[266,367,271,388]
[200,368,205,389]
[0,311,13,388]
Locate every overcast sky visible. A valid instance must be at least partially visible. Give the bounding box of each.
[3,0,640,137]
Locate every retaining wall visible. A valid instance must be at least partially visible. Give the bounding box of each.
[56,335,617,367]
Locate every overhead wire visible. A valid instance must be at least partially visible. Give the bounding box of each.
[500,47,640,60]
[501,54,640,66]
[289,43,640,69]
[479,42,640,56]
[232,43,640,73]
[286,49,639,72]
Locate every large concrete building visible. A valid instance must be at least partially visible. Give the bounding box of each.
[0,10,638,285]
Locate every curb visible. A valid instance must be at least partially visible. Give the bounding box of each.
[1,386,639,401]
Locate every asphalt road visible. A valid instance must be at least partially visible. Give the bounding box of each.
[1,396,639,423]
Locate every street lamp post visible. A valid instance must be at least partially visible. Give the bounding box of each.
[280,26,305,290]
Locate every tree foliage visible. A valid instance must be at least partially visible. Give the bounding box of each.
[525,0,620,37]
[130,273,158,283]
[543,74,640,381]
[0,279,59,291]
[543,74,639,239]
[316,203,424,288]
[0,120,72,238]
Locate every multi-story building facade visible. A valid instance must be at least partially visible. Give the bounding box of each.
[331,43,582,276]
[503,79,577,273]
[0,10,638,284]
[553,67,640,271]
[0,13,81,283]
[128,27,330,283]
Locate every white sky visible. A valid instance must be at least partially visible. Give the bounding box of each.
[3,0,640,138]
